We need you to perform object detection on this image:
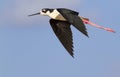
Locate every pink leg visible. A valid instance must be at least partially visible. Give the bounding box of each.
[82,18,115,33]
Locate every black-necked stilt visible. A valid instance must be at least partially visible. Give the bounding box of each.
[29,8,115,57]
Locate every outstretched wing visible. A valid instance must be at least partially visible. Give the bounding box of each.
[57,8,88,37]
[49,19,74,57]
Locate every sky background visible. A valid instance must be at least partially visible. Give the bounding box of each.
[0,0,120,77]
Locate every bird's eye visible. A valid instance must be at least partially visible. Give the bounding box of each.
[42,9,46,12]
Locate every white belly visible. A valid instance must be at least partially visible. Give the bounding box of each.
[49,9,66,21]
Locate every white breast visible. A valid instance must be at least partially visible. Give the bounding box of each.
[49,9,66,21]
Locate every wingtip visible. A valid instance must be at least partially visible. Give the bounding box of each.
[69,51,74,58]
[84,33,89,38]
[86,34,89,38]
[71,55,74,58]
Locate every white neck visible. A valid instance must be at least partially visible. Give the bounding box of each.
[49,9,66,21]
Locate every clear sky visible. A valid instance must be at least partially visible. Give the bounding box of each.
[0,0,120,77]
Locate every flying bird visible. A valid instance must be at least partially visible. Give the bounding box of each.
[29,8,115,57]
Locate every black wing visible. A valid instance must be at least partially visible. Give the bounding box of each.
[57,8,88,37]
[49,19,74,57]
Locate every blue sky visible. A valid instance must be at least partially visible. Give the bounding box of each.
[0,0,120,77]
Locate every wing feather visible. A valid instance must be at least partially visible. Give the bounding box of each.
[49,19,74,57]
[57,8,88,37]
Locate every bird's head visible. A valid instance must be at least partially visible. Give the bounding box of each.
[28,8,53,16]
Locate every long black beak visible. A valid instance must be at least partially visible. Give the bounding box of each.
[28,12,40,16]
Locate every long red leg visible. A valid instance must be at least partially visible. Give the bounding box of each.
[81,18,115,33]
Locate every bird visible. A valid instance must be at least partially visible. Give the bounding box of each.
[29,8,115,57]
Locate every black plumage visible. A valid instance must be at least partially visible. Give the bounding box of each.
[50,19,74,57]
[57,8,88,37]
[29,8,89,57]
